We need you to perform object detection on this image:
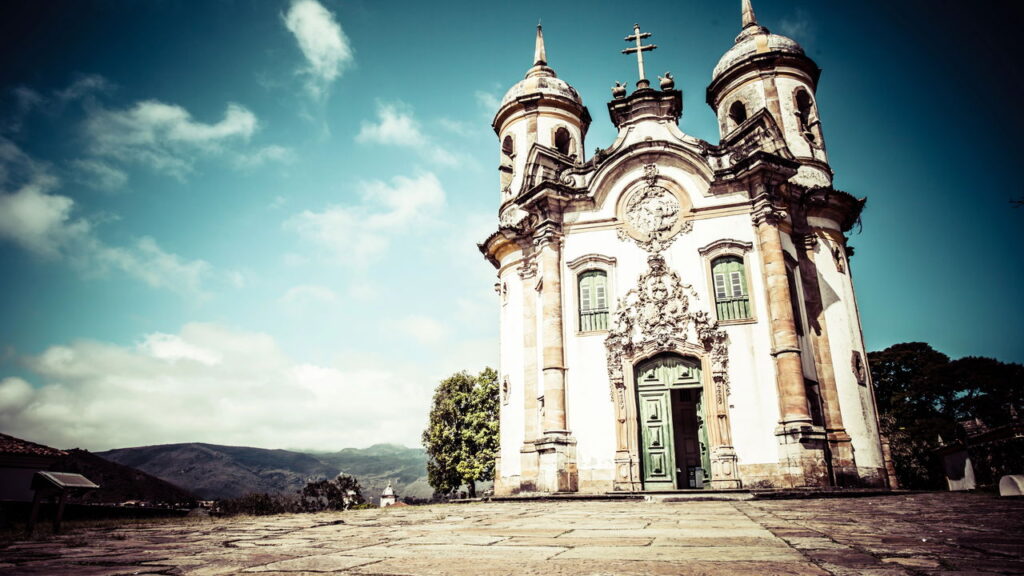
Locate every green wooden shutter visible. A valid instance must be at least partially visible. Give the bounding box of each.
[712,256,751,321]
[578,270,608,331]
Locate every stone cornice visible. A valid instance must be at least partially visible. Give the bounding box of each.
[798,187,866,233]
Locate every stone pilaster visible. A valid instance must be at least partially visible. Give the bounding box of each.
[751,192,826,487]
[534,226,576,493]
[795,232,857,485]
[518,252,539,492]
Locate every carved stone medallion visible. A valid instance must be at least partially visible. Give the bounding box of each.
[618,164,690,253]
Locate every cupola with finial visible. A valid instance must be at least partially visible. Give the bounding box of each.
[707,0,831,186]
[493,25,591,203]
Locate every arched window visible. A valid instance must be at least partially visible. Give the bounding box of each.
[728,100,747,129]
[554,127,572,156]
[501,135,514,157]
[794,89,816,142]
[711,256,751,321]
[578,269,608,331]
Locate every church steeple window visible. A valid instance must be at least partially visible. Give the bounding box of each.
[554,126,572,157]
[794,89,818,144]
[728,100,747,129]
[711,256,751,321]
[578,269,608,331]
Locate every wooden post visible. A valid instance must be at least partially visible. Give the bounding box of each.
[53,492,67,534]
[27,491,42,537]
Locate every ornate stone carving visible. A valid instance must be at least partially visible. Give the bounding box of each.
[618,165,690,253]
[604,254,731,398]
[499,205,528,228]
[517,253,538,279]
[751,196,788,226]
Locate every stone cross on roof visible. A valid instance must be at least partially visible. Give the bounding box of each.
[622,24,657,89]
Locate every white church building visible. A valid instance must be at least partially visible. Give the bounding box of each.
[480,2,891,493]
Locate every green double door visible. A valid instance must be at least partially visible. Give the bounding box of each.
[635,354,711,490]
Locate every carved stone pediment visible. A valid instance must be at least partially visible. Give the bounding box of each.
[605,254,730,398]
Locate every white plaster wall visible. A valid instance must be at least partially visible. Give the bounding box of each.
[559,201,785,470]
[561,228,627,473]
[812,231,883,469]
[498,261,524,477]
[667,214,781,466]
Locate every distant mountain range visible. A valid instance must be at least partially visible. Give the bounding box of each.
[97,443,432,502]
[55,449,196,505]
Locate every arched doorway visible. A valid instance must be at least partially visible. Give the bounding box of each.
[635,353,711,490]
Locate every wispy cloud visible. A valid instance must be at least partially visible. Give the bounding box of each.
[0,323,433,451]
[778,9,815,44]
[284,171,445,265]
[0,138,213,296]
[283,0,353,100]
[83,100,258,180]
[356,101,459,166]
[474,90,501,114]
[280,284,338,312]
[71,159,128,192]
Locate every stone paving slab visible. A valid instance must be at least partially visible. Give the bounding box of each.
[0,493,1021,575]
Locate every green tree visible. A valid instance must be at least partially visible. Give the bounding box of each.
[422,368,499,498]
[298,474,365,511]
[870,342,1024,489]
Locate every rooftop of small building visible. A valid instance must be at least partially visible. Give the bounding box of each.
[0,432,67,458]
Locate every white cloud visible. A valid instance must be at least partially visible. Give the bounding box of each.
[0,323,434,451]
[235,144,295,168]
[0,138,213,296]
[56,74,113,103]
[285,171,445,264]
[280,284,338,309]
[475,90,501,114]
[779,10,814,43]
[71,158,128,191]
[83,100,257,179]
[356,102,427,148]
[399,315,449,345]
[284,0,353,100]
[137,332,222,366]
[356,101,458,166]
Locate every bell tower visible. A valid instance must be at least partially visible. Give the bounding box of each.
[707,0,831,188]
[493,26,591,207]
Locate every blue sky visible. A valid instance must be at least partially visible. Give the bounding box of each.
[0,0,1020,451]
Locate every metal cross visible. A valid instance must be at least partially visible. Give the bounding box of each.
[622,24,657,86]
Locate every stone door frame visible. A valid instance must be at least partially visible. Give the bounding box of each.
[611,341,740,491]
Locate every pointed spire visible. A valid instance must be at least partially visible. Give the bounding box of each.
[742,0,758,29]
[534,24,547,66]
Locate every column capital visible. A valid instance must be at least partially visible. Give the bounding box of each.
[751,194,788,227]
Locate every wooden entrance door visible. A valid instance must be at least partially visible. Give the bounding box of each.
[635,354,708,490]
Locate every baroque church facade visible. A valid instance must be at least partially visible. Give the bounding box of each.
[480,2,889,493]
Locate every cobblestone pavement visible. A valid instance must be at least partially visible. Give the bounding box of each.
[1,493,1021,575]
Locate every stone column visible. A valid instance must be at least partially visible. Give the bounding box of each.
[796,232,856,485]
[752,192,825,487]
[538,231,567,434]
[532,228,577,493]
[518,253,539,492]
[752,198,811,426]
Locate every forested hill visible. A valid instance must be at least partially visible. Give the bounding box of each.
[97,443,431,501]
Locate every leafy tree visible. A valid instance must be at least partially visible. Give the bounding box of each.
[422,368,499,498]
[298,474,365,512]
[870,342,1024,489]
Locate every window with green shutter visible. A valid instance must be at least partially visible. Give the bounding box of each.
[711,256,751,321]
[578,270,609,331]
